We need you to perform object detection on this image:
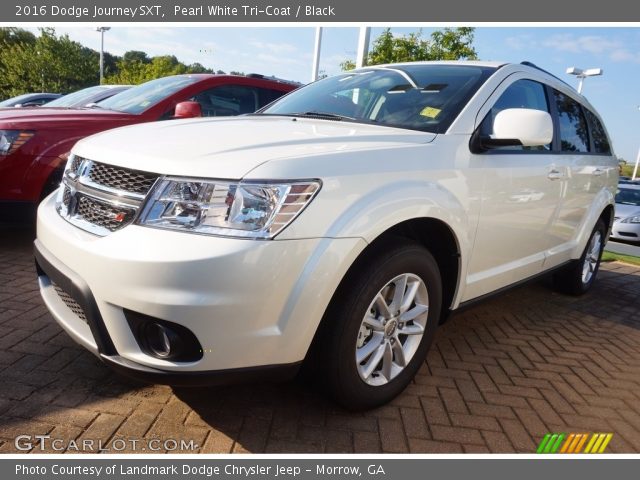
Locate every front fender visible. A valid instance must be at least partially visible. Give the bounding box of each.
[281,177,471,260]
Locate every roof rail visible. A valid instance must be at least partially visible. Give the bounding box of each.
[246,73,303,86]
[520,61,574,90]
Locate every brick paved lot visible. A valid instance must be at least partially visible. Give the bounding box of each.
[1,227,640,454]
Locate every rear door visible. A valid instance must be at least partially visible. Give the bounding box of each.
[543,90,613,268]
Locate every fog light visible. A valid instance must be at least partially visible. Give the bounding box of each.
[145,323,175,358]
[124,309,203,362]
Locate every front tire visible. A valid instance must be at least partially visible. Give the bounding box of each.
[553,218,606,295]
[321,242,442,410]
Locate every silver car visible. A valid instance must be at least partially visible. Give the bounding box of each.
[611,184,640,243]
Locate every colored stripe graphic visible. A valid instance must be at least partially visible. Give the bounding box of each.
[574,433,589,453]
[536,433,613,453]
[584,433,598,453]
[597,433,613,453]
[536,434,552,454]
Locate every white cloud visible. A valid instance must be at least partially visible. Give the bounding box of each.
[248,40,298,54]
[504,35,537,51]
[536,33,640,64]
[542,34,621,55]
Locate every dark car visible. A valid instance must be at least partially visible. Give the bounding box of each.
[0,74,299,222]
[0,93,62,108]
[44,85,131,109]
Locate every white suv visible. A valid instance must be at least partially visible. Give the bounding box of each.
[36,61,617,409]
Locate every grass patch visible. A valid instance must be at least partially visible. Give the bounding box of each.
[602,251,640,266]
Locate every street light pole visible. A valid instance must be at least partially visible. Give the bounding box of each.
[356,27,371,68]
[633,106,640,181]
[566,66,603,94]
[311,27,322,82]
[96,27,110,84]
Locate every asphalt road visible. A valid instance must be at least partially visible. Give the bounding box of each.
[605,239,640,257]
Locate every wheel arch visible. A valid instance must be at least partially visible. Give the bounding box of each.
[303,216,462,370]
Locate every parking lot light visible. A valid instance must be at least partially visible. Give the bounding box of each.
[566,66,603,94]
[96,27,111,84]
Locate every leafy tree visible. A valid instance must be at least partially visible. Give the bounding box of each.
[0,27,35,47]
[123,50,150,65]
[0,28,214,97]
[341,28,477,71]
[0,28,97,97]
[106,54,213,85]
[187,62,210,74]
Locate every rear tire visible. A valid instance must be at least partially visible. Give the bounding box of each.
[319,242,442,410]
[553,218,606,295]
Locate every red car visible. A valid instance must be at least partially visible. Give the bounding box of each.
[0,74,298,222]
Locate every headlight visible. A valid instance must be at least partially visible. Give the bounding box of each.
[137,178,321,239]
[0,130,34,156]
[622,215,640,224]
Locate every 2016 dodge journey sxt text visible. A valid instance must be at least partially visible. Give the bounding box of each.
[35,61,617,409]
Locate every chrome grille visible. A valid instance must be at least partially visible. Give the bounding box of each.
[69,155,83,175]
[53,283,87,323]
[58,155,159,236]
[89,163,158,195]
[76,196,136,232]
[62,187,71,207]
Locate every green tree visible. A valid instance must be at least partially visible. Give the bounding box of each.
[123,50,150,65]
[106,54,213,85]
[187,62,210,74]
[0,28,97,98]
[340,28,477,71]
[0,27,35,47]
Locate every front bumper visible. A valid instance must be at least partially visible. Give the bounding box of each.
[610,220,640,242]
[36,193,365,383]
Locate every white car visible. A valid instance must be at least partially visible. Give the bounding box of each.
[35,61,617,409]
[611,184,640,243]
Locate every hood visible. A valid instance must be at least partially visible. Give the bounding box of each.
[614,203,640,220]
[73,116,436,179]
[0,107,133,128]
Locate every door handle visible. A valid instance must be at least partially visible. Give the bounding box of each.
[592,168,605,176]
[547,169,563,180]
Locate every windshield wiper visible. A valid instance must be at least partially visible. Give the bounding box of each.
[294,111,354,121]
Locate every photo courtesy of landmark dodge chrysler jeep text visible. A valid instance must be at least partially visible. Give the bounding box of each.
[35,61,617,409]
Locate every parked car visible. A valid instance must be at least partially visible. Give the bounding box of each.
[0,74,298,222]
[0,93,62,108]
[35,61,617,409]
[44,85,131,109]
[618,176,640,185]
[611,184,640,243]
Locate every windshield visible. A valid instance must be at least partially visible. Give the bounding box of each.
[262,65,495,133]
[45,86,107,108]
[616,187,640,206]
[97,76,199,114]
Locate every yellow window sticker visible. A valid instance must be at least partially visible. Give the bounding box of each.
[420,106,441,118]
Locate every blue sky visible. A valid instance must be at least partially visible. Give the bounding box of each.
[37,26,640,162]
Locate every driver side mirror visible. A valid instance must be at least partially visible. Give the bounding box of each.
[173,101,202,119]
[473,108,553,152]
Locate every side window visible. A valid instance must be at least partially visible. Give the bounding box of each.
[191,85,260,117]
[554,90,590,153]
[584,108,611,154]
[480,79,551,151]
[257,88,289,108]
